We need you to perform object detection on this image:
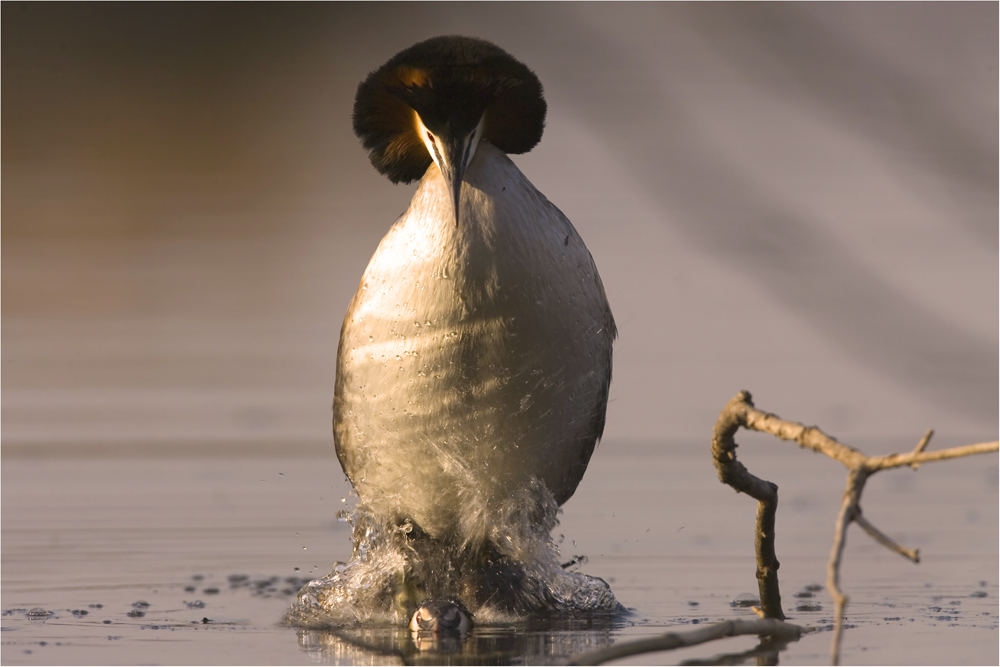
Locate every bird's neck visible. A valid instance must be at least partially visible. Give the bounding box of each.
[406,141,565,248]
[355,141,581,327]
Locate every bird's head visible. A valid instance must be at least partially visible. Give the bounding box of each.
[353,36,546,224]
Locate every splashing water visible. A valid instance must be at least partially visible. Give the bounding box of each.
[285,478,622,628]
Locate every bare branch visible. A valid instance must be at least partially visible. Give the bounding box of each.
[568,618,808,666]
[909,430,934,470]
[711,391,785,620]
[711,390,998,665]
[866,441,998,471]
[826,468,864,665]
[854,514,919,563]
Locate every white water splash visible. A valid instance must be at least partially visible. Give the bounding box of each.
[285,479,622,628]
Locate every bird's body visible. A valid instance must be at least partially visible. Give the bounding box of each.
[334,35,615,575]
[335,141,614,543]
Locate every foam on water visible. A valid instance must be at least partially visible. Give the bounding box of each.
[285,479,622,628]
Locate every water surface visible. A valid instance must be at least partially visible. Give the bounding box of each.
[2,439,995,664]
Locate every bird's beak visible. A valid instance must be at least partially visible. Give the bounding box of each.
[415,113,483,227]
[437,134,468,226]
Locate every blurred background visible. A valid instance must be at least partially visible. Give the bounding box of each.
[3,2,997,455]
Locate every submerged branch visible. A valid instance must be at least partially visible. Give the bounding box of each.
[678,634,794,667]
[711,390,997,665]
[568,618,808,666]
[711,395,785,620]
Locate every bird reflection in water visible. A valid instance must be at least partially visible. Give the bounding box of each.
[295,615,624,664]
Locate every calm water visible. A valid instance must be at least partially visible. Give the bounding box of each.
[3,4,996,664]
[1,439,996,665]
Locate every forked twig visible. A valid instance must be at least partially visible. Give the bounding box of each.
[712,390,998,664]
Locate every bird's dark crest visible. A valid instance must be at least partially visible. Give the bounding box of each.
[353,35,546,183]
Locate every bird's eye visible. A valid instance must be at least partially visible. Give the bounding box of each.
[426,132,436,145]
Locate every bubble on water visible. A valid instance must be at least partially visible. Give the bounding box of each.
[25,608,52,621]
[227,574,249,587]
[730,593,759,608]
